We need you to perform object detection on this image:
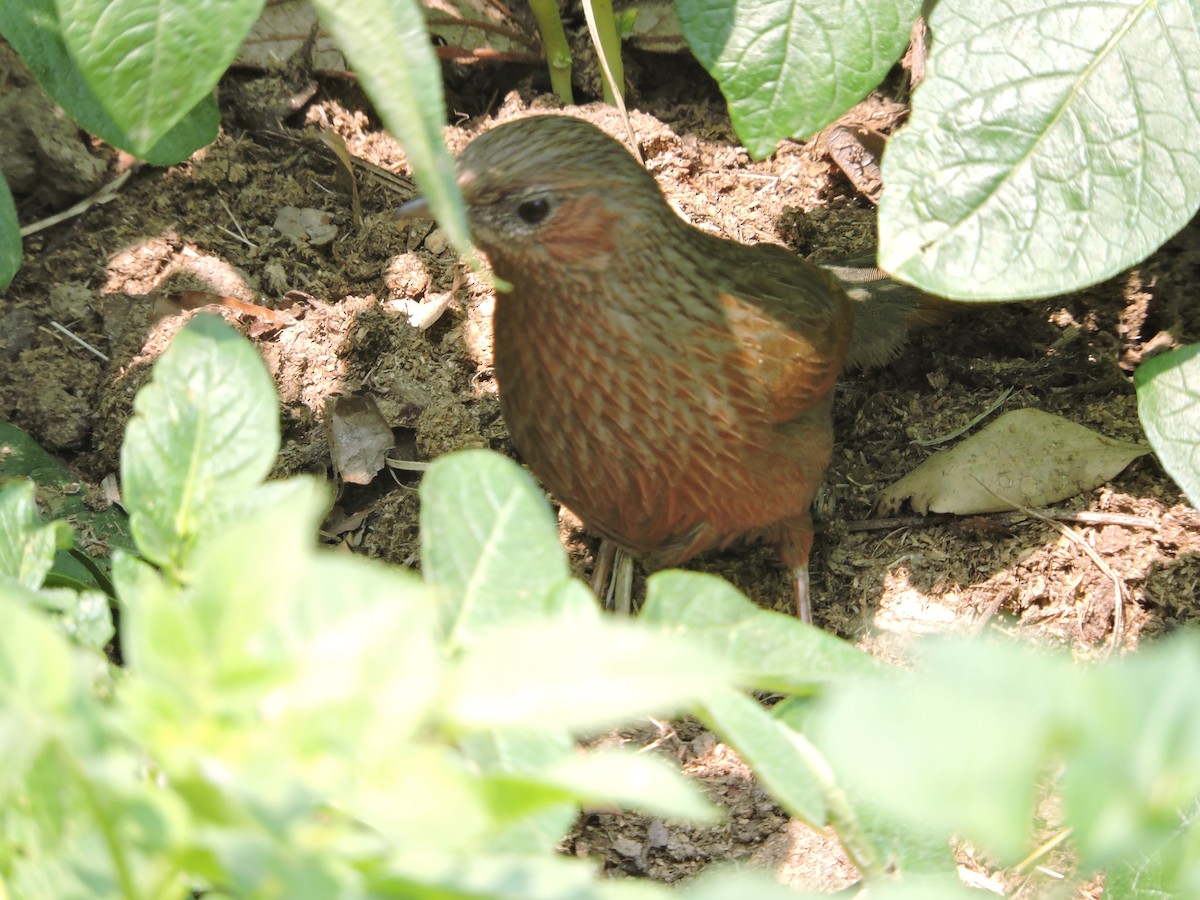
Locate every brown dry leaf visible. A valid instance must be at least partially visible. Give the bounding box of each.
[878,408,1149,515]
[318,130,362,228]
[825,124,886,204]
[329,395,394,485]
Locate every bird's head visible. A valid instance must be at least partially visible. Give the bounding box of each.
[452,115,667,272]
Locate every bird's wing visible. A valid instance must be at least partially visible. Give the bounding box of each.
[711,242,853,424]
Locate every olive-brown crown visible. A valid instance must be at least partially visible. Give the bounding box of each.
[455,115,671,266]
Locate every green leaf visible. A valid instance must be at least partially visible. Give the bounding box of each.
[695,688,826,826]
[0,480,60,590]
[1061,640,1200,871]
[0,171,20,287]
[120,314,279,575]
[1103,807,1200,899]
[0,587,79,797]
[56,0,261,154]
[420,450,576,644]
[446,619,733,731]
[310,0,474,260]
[540,749,720,823]
[479,749,719,830]
[642,570,879,692]
[371,853,672,900]
[463,728,578,852]
[675,0,921,158]
[33,587,115,649]
[0,421,134,572]
[0,0,218,163]
[1135,343,1200,507]
[879,0,1200,299]
[814,639,1071,863]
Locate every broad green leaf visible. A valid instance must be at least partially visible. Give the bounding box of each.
[269,553,441,772]
[879,0,1200,299]
[0,421,134,570]
[310,0,474,260]
[0,589,78,795]
[479,750,719,831]
[0,480,62,590]
[446,619,733,731]
[1135,343,1200,507]
[420,450,575,644]
[540,749,719,823]
[1104,807,1200,899]
[373,853,672,900]
[0,170,19,287]
[186,825,351,900]
[675,0,921,158]
[814,640,1071,863]
[775,697,958,878]
[57,0,261,154]
[696,688,826,826]
[0,0,218,163]
[1062,641,1200,871]
[461,728,578,853]
[687,870,974,900]
[642,570,879,692]
[120,314,279,575]
[34,587,115,649]
[345,745,494,853]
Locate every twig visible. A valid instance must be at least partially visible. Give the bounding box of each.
[217,196,257,250]
[385,458,431,472]
[1014,827,1073,874]
[425,15,541,53]
[435,46,543,66]
[21,169,134,237]
[913,386,1013,446]
[45,322,109,361]
[843,508,1157,534]
[972,480,1127,656]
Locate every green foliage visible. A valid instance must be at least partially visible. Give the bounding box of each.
[0,480,115,650]
[816,638,1200,895]
[0,174,19,286]
[878,0,1200,302]
[675,0,921,158]
[0,0,470,289]
[5,304,1200,899]
[57,0,262,153]
[1136,344,1200,508]
[119,315,280,578]
[0,314,816,897]
[0,0,221,166]
[309,0,473,262]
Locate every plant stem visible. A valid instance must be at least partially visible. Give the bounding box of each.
[527,0,574,104]
[582,0,624,103]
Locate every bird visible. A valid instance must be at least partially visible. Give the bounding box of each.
[397,114,938,622]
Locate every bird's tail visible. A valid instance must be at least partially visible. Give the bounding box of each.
[820,257,960,371]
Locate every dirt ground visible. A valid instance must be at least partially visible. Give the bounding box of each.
[2,37,1198,897]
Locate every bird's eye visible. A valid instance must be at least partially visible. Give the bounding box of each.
[516,197,551,225]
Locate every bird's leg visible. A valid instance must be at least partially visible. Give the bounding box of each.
[591,539,616,598]
[792,563,812,624]
[591,539,636,613]
[611,548,634,614]
[778,513,815,624]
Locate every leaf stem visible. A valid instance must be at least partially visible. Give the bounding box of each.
[527,0,574,103]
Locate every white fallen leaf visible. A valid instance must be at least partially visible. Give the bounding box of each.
[878,408,1149,515]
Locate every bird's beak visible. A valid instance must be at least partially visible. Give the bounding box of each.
[393,196,431,221]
